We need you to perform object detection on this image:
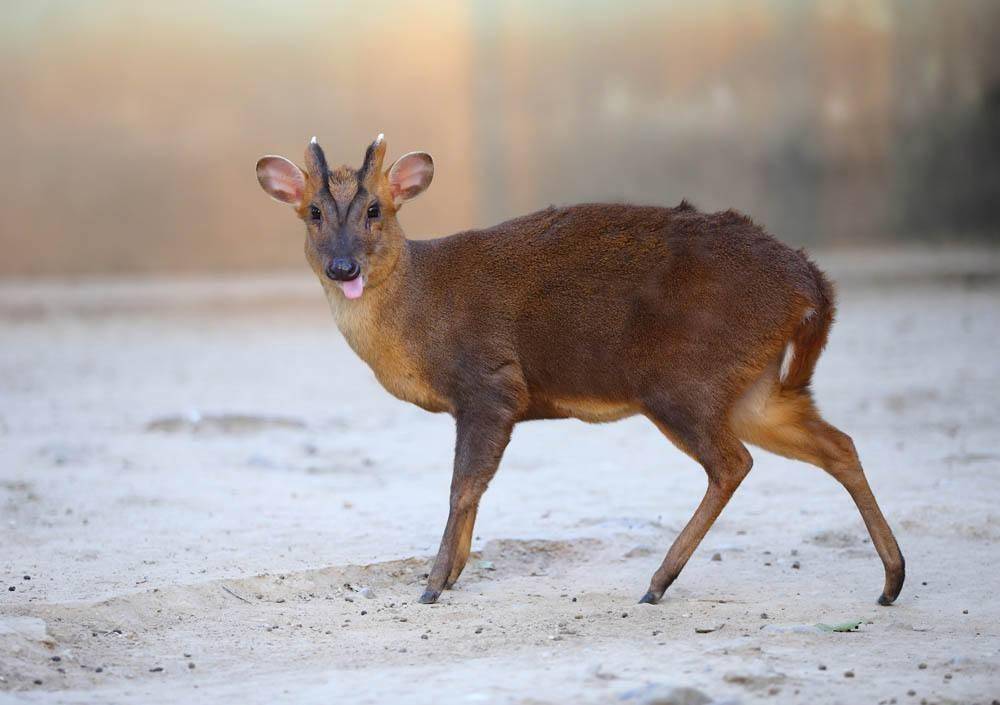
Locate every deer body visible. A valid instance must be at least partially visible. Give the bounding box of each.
[256,136,905,606]
[321,204,819,421]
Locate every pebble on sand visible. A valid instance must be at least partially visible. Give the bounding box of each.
[627,684,710,705]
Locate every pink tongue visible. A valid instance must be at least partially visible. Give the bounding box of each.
[340,276,364,300]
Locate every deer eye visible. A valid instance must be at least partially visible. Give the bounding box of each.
[366,202,380,219]
[309,205,322,221]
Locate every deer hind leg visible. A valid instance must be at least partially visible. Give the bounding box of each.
[639,399,754,604]
[731,380,906,605]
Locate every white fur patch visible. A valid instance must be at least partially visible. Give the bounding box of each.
[779,342,795,383]
[778,308,817,383]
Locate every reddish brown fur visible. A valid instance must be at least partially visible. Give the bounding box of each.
[255,137,905,606]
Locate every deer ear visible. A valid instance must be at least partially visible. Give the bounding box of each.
[387,152,433,208]
[256,156,306,206]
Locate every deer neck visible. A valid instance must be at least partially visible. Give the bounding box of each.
[321,241,449,412]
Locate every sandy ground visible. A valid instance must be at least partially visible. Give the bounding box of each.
[1,249,999,705]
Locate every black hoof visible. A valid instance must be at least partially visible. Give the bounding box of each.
[877,593,894,606]
[418,589,440,604]
[638,591,660,605]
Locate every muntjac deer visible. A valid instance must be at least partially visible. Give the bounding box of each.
[255,136,905,606]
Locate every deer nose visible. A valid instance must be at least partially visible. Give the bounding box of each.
[325,258,360,282]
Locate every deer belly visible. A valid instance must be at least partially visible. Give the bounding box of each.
[550,397,638,423]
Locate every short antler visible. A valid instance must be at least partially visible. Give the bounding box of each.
[304,136,330,185]
[359,133,386,181]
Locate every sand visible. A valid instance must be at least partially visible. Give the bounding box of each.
[1,249,999,704]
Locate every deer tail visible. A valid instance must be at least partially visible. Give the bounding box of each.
[778,256,836,392]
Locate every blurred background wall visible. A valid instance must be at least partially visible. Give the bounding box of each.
[1,0,998,276]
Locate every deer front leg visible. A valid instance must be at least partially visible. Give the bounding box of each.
[419,409,514,604]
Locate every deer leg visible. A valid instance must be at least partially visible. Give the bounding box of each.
[419,409,513,604]
[639,405,753,604]
[734,390,905,604]
[445,506,479,589]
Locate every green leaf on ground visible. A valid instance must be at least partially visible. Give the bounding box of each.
[815,619,864,632]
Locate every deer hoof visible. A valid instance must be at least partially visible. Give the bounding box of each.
[418,589,441,604]
[638,591,660,605]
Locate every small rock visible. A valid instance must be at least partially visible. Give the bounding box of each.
[792,561,801,569]
[918,663,927,670]
[33,679,43,686]
[907,690,916,696]
[711,553,722,562]
[818,664,827,671]
[188,662,196,669]
[944,673,952,680]
[7,586,14,592]
[420,634,429,640]
[359,587,375,599]
[962,609,968,614]
[23,575,30,580]
[844,670,855,678]
[630,684,710,705]
[149,667,163,673]
[589,664,618,681]
[51,656,61,662]
[760,612,769,619]
[625,545,656,558]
